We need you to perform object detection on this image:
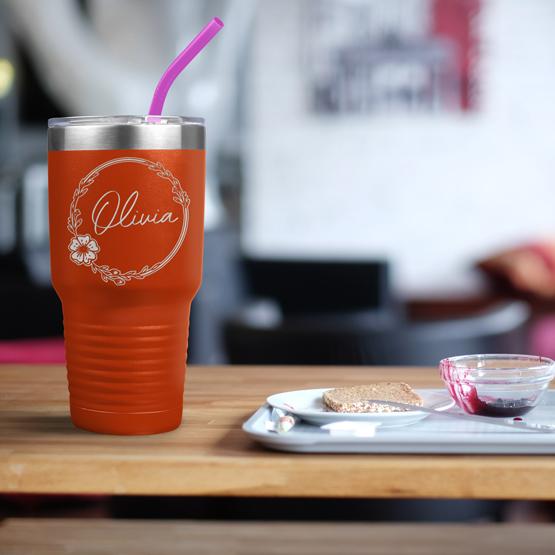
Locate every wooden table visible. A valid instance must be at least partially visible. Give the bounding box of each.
[1,364,555,499]
[2,519,555,555]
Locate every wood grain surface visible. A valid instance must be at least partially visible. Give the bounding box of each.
[1,519,555,555]
[1,364,555,499]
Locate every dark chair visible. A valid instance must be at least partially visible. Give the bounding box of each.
[242,258,399,317]
[224,300,531,365]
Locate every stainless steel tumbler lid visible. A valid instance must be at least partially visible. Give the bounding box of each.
[48,115,205,151]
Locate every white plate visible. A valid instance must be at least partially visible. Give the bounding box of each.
[267,388,454,428]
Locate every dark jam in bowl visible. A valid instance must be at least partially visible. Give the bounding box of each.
[468,394,534,417]
[441,355,555,418]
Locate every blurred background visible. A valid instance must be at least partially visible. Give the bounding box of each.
[2,0,555,524]
[2,0,555,367]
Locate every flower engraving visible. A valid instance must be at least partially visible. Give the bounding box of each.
[68,234,100,266]
[67,157,188,285]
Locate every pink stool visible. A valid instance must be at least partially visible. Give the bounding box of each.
[0,338,65,364]
[530,316,555,360]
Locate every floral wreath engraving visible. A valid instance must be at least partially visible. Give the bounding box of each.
[67,157,190,286]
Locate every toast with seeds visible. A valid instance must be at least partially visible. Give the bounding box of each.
[322,383,422,413]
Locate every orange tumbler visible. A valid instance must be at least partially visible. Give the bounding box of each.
[48,116,205,434]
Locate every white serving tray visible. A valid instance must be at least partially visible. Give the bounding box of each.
[243,389,555,454]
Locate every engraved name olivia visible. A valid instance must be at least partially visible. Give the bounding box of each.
[91,190,179,236]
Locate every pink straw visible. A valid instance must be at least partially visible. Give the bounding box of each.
[148,17,224,117]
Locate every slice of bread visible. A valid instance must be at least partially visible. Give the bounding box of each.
[322,383,423,413]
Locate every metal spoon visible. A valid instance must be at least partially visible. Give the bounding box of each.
[367,399,555,433]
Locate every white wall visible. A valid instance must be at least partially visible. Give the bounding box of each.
[243,0,555,296]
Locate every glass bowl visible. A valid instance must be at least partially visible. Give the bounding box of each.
[439,354,555,417]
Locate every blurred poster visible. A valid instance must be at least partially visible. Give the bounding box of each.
[304,0,480,115]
